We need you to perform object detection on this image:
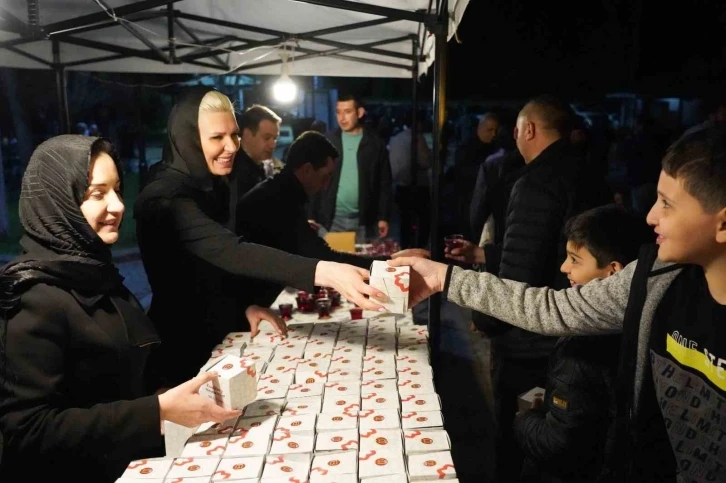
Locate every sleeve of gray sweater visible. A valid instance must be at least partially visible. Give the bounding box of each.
[445,259,638,336]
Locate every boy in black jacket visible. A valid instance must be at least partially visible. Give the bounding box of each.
[514,205,654,483]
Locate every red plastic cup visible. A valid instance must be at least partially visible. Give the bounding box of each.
[349,307,363,320]
[444,234,464,250]
[316,298,332,319]
[279,303,293,321]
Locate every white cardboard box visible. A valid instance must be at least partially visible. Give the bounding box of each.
[265,360,300,374]
[407,451,456,480]
[315,429,359,452]
[181,433,230,458]
[121,457,173,480]
[400,394,441,413]
[395,355,428,366]
[396,366,433,380]
[287,382,325,399]
[201,355,258,410]
[258,373,295,387]
[310,450,358,476]
[276,413,317,433]
[369,261,410,314]
[321,394,361,415]
[326,369,362,382]
[235,415,278,435]
[165,457,221,479]
[362,354,396,367]
[358,447,406,479]
[296,358,331,374]
[361,379,398,395]
[360,365,397,381]
[360,474,408,483]
[328,356,363,373]
[316,412,359,432]
[243,398,285,417]
[224,430,271,457]
[310,472,358,483]
[358,409,401,431]
[211,455,264,481]
[360,429,403,453]
[403,429,451,454]
[361,392,401,411]
[324,381,361,396]
[295,370,329,385]
[270,429,315,454]
[400,411,444,430]
[195,417,239,438]
[282,396,323,416]
[397,379,435,397]
[255,382,289,400]
[518,386,546,412]
[261,453,312,481]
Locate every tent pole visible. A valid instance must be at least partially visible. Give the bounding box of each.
[409,36,419,248]
[52,39,70,134]
[428,0,448,372]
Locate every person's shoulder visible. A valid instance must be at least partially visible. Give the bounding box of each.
[16,283,76,318]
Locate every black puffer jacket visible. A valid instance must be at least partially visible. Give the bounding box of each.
[514,335,621,483]
[484,139,610,357]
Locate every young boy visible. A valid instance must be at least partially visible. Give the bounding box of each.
[514,205,653,482]
[391,125,726,482]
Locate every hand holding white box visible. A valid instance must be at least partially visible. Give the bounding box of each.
[201,354,257,410]
[369,261,410,314]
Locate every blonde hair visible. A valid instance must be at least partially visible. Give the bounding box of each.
[198,90,235,115]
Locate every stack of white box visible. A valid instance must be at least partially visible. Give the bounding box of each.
[120,307,458,483]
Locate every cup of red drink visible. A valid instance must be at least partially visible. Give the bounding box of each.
[279,303,293,321]
[444,234,465,250]
[329,289,341,307]
[316,298,332,319]
[349,307,363,320]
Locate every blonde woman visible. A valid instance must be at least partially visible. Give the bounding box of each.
[134,87,385,391]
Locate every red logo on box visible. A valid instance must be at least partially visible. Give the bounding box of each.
[288,442,299,449]
[376,437,388,445]
[291,421,302,427]
[200,441,212,447]
[140,468,152,475]
[188,465,200,471]
[332,436,343,442]
[306,378,315,384]
[417,417,428,422]
[333,416,343,421]
[386,268,396,272]
[223,363,233,370]
[424,460,437,467]
[412,384,421,389]
[233,464,247,470]
[336,400,345,405]
[375,384,383,389]
[242,442,254,448]
[281,466,293,473]
[329,460,340,466]
[416,400,425,405]
[375,458,389,466]
[422,437,434,444]
[373,415,385,422]
[376,398,386,403]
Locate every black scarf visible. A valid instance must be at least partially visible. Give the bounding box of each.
[0,135,125,310]
[139,86,230,220]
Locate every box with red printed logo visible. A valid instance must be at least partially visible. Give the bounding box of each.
[369,261,409,314]
[310,450,357,478]
[361,392,400,411]
[321,393,360,415]
[260,453,312,481]
[282,396,322,416]
[403,429,451,454]
[201,354,257,410]
[243,398,285,417]
[316,412,359,432]
[314,429,359,452]
[223,427,271,457]
[359,428,403,454]
[407,451,456,480]
[276,413,317,433]
[326,369,362,382]
[358,409,401,431]
[211,455,264,481]
[181,432,230,458]
[269,429,315,455]
[361,379,398,395]
[358,446,406,479]
[120,457,173,480]
[400,411,444,430]
[324,381,361,397]
[396,365,433,381]
[360,365,397,380]
[287,381,325,399]
[400,394,441,413]
[165,457,221,480]
[397,379,436,397]
[234,414,278,436]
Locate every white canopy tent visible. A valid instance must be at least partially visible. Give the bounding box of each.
[0,0,468,77]
[0,0,470,364]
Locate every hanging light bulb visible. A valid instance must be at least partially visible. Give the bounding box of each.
[272,50,297,103]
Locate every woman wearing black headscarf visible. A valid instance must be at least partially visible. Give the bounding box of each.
[135,87,385,391]
[0,135,241,481]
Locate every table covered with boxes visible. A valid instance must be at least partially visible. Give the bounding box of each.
[118,263,458,483]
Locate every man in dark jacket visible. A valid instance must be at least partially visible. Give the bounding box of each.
[307,94,392,242]
[237,131,385,270]
[474,96,609,482]
[227,104,281,230]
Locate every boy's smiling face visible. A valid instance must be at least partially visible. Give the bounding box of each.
[647,171,725,265]
[560,242,613,287]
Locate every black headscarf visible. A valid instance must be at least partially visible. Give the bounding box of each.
[0,135,125,308]
[140,86,231,221]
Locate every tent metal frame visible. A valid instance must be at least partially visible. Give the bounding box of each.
[0,0,450,370]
